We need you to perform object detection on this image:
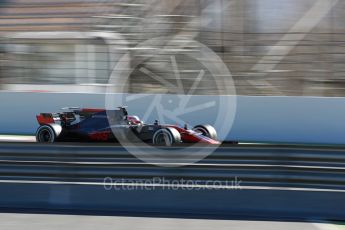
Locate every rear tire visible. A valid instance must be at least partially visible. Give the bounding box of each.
[36,125,56,143]
[152,127,181,146]
[193,124,217,140]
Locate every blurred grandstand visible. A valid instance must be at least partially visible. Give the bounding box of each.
[0,0,344,96]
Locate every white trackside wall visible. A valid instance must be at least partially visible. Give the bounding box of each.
[1,91,345,144]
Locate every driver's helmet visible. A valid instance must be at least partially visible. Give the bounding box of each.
[128,115,141,124]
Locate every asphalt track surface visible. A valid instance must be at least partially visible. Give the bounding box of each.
[0,135,345,226]
[0,136,345,192]
[0,213,340,230]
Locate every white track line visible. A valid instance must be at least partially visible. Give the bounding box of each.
[0,179,344,193]
[0,135,36,142]
[0,159,343,171]
[312,222,341,230]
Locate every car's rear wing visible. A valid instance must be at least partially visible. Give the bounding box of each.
[36,113,59,125]
[36,108,105,125]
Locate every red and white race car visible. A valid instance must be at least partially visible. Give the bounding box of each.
[36,106,220,145]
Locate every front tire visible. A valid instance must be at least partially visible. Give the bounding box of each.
[36,125,56,143]
[193,124,217,140]
[152,127,181,146]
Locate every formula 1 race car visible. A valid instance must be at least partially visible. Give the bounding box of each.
[35,107,220,145]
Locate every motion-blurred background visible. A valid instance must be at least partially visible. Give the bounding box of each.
[0,0,343,96]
